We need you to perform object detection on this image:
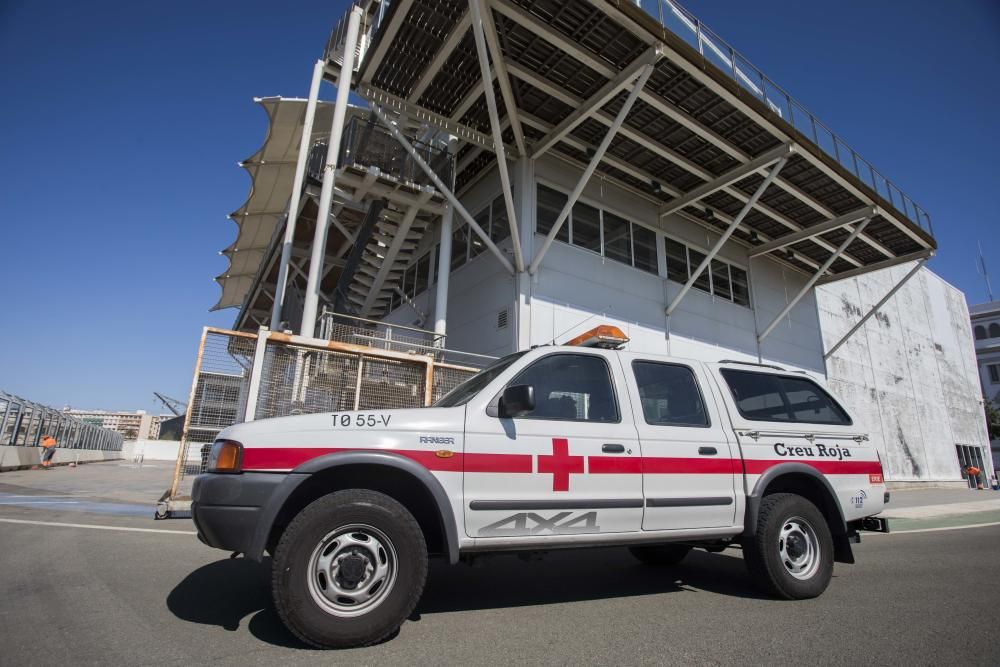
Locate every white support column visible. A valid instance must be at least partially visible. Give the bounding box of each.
[513,155,535,351]
[823,259,927,360]
[666,156,788,316]
[243,327,271,422]
[301,4,363,337]
[369,104,515,274]
[271,59,325,331]
[469,0,524,272]
[528,64,654,275]
[434,137,459,341]
[758,216,873,343]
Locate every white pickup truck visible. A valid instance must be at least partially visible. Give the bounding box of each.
[192,327,889,648]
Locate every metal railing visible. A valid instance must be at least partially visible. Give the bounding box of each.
[0,390,123,452]
[308,116,454,188]
[318,311,496,369]
[635,0,932,234]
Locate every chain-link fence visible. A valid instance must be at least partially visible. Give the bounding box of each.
[167,329,256,501]
[161,326,483,514]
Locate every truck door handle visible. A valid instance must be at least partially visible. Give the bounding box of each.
[698,446,717,455]
[602,444,625,453]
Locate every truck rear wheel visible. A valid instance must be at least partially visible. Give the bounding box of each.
[629,544,691,566]
[271,489,427,648]
[743,493,833,599]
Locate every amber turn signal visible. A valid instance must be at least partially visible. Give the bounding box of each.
[207,439,243,473]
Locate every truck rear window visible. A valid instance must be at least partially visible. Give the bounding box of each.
[719,369,852,426]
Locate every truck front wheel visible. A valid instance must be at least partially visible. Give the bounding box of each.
[271,489,428,648]
[743,493,833,599]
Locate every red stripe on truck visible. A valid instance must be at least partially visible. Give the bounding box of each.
[240,447,880,477]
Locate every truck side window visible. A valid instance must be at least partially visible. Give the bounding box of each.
[720,369,852,426]
[631,361,709,427]
[508,353,619,422]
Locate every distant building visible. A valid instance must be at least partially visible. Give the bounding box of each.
[970,300,1000,469]
[63,409,170,441]
[971,301,1000,408]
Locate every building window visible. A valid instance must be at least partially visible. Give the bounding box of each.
[990,323,1000,338]
[535,183,659,277]
[989,364,1000,384]
[390,247,435,312]
[662,235,750,307]
[975,325,987,340]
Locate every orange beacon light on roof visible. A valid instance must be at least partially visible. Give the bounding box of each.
[564,325,630,349]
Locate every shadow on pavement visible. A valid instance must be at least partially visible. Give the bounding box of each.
[167,547,766,649]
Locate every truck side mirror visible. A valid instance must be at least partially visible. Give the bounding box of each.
[499,385,535,418]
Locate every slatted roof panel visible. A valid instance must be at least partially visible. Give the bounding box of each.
[357,0,935,277]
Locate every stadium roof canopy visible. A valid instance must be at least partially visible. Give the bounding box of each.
[216,0,936,326]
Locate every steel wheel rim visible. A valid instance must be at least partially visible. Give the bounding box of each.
[306,523,398,617]
[777,515,820,580]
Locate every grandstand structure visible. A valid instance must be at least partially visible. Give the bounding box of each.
[204,1,994,485]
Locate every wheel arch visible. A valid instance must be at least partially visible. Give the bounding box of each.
[248,451,460,564]
[743,463,854,564]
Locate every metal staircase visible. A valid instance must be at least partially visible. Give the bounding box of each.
[348,211,434,317]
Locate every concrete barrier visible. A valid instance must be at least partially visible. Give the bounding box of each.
[0,445,121,471]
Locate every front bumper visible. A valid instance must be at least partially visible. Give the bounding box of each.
[191,472,286,555]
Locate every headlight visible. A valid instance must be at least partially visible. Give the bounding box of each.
[206,439,243,473]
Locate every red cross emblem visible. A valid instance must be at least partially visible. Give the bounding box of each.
[538,438,584,492]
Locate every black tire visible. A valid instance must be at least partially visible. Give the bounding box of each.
[743,493,833,599]
[629,543,691,566]
[271,489,428,648]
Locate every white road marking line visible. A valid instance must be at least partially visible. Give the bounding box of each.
[0,517,196,535]
[868,520,1000,535]
[0,501,80,505]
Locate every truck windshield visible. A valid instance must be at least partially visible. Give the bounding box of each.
[434,351,527,407]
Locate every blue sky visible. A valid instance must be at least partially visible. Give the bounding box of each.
[1,0,998,412]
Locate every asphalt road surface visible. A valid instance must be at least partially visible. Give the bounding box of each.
[1,466,998,665]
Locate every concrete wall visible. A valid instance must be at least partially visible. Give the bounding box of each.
[0,445,121,471]
[122,439,189,462]
[817,264,992,483]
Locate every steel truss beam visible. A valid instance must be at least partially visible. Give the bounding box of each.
[469,0,524,271]
[666,156,788,316]
[354,82,506,153]
[516,110,822,272]
[531,47,660,159]
[758,216,873,343]
[823,259,928,360]
[491,0,897,262]
[504,60,862,268]
[371,104,515,274]
[814,249,934,286]
[748,206,876,257]
[528,64,655,274]
[479,0,526,156]
[659,143,794,217]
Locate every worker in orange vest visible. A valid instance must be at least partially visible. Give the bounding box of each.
[966,465,983,490]
[40,434,57,469]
